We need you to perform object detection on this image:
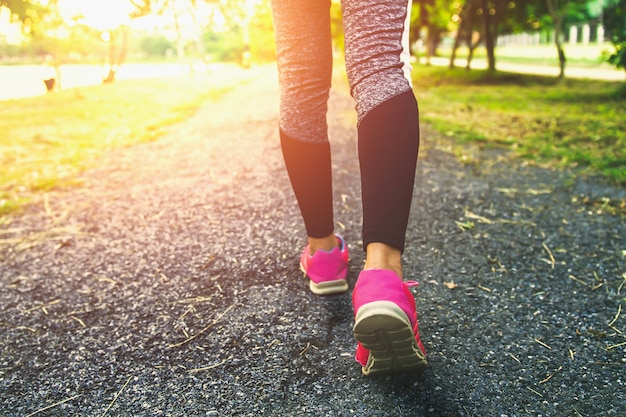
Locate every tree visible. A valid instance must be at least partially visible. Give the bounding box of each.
[412,0,456,64]
[447,0,528,72]
[101,26,130,83]
[449,0,484,69]
[475,0,529,72]
[131,0,208,69]
[603,0,626,73]
[1,1,132,85]
[131,0,269,67]
[14,0,82,90]
[481,0,497,71]
[212,0,267,67]
[546,0,569,78]
[138,34,174,57]
[525,0,595,79]
[0,0,47,33]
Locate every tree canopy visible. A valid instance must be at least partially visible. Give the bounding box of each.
[1,0,48,34]
[1,0,620,77]
[603,0,626,71]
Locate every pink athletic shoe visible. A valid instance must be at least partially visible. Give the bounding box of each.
[300,235,349,295]
[352,269,427,375]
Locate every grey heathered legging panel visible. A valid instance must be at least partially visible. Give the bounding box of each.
[270,0,413,144]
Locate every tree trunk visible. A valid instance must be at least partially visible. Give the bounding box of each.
[172,6,191,75]
[103,27,128,84]
[425,26,442,66]
[450,13,468,69]
[53,63,62,90]
[418,2,432,65]
[423,27,433,66]
[556,40,566,79]
[481,0,496,71]
[547,0,567,79]
[188,1,208,66]
[467,32,482,70]
[450,1,472,69]
[450,29,462,69]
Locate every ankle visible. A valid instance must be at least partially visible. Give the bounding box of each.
[308,233,338,255]
[364,242,403,280]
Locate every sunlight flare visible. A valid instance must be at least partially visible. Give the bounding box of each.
[58,0,132,30]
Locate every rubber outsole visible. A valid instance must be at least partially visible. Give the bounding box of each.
[300,263,348,295]
[354,300,427,375]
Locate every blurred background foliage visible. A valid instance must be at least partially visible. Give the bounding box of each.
[0,0,624,216]
[0,0,624,74]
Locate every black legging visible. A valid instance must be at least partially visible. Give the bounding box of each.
[271,0,419,253]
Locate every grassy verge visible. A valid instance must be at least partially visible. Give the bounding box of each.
[2,62,624,218]
[0,66,255,216]
[412,65,626,185]
[437,43,618,68]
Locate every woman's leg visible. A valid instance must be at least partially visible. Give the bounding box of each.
[270,0,337,253]
[341,0,419,277]
[342,0,426,375]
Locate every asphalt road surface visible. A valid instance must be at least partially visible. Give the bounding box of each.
[1,65,625,416]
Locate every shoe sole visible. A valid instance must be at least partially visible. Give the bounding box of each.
[300,263,348,295]
[354,300,427,375]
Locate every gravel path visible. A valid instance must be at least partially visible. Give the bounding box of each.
[1,64,625,417]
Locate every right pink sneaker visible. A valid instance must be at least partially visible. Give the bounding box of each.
[300,235,349,295]
[352,269,427,375]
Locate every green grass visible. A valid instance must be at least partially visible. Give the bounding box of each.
[412,65,626,185]
[1,62,624,217]
[438,43,618,68]
[0,67,256,216]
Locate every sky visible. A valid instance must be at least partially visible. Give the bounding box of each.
[0,7,22,43]
[1,0,243,44]
[57,0,134,30]
[0,0,134,43]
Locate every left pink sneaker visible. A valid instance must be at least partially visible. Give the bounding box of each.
[300,234,349,295]
[352,269,427,375]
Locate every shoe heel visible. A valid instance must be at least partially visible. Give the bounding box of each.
[309,279,348,295]
[354,300,427,375]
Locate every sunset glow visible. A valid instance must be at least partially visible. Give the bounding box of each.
[58,0,132,30]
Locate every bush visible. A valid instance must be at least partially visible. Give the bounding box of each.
[204,29,248,63]
[138,35,175,58]
[604,0,626,72]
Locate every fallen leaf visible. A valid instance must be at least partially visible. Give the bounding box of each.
[444,281,458,290]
